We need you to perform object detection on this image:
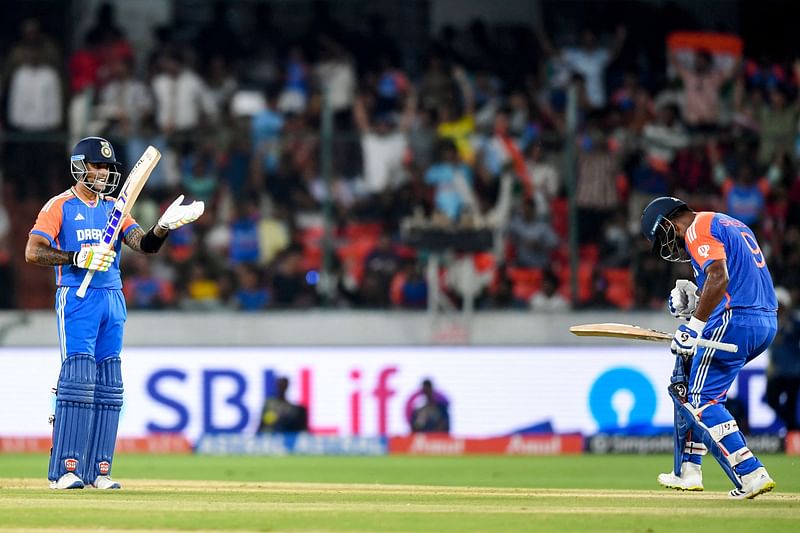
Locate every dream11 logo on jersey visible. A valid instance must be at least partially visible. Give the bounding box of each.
[144,366,401,437]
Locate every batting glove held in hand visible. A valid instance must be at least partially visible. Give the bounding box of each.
[668,279,699,320]
[157,194,205,231]
[73,245,116,272]
[671,316,706,359]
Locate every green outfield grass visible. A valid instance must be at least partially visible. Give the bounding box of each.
[1,453,798,532]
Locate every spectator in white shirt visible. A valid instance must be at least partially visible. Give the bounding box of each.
[5,44,63,199]
[151,50,217,155]
[536,26,627,110]
[353,85,417,198]
[7,45,62,132]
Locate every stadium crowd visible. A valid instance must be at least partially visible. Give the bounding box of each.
[1,2,799,312]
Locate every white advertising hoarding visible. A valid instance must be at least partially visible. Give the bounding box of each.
[0,346,775,442]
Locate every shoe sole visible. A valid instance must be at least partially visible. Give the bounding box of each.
[746,480,776,500]
[660,483,704,492]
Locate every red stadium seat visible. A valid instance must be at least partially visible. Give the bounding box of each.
[508,267,543,301]
[604,268,634,310]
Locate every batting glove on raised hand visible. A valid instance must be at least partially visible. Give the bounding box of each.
[671,316,706,359]
[668,279,699,320]
[73,245,116,272]
[157,195,205,231]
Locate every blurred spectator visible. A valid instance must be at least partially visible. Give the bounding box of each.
[575,131,622,244]
[766,287,800,431]
[536,25,627,110]
[228,198,261,265]
[425,138,479,223]
[670,49,739,130]
[151,49,217,155]
[232,264,271,311]
[314,35,356,125]
[436,65,476,164]
[182,262,223,310]
[406,379,450,433]
[631,103,688,229]
[270,246,318,308]
[352,87,414,196]
[94,57,154,163]
[508,199,558,268]
[756,87,797,167]
[205,55,239,114]
[181,147,219,204]
[711,141,778,227]
[5,41,63,200]
[2,18,60,78]
[523,141,560,217]
[123,255,175,310]
[361,234,401,307]
[530,269,569,312]
[257,376,308,433]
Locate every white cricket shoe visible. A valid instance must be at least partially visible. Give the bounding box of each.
[49,472,84,490]
[728,467,775,499]
[91,475,121,489]
[657,462,703,491]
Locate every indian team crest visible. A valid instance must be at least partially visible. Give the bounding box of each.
[100,140,113,159]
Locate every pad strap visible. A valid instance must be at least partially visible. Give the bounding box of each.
[684,441,708,455]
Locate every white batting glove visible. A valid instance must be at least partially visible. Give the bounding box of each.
[668,279,699,320]
[157,195,205,231]
[72,245,116,272]
[671,316,706,359]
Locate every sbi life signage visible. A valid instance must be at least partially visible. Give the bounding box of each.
[0,346,779,441]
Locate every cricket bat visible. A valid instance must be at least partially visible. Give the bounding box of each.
[569,323,738,353]
[76,146,161,298]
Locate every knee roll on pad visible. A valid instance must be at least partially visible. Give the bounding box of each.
[49,354,96,482]
[83,357,124,483]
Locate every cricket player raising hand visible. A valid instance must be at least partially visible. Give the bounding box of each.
[641,196,777,499]
[24,137,203,489]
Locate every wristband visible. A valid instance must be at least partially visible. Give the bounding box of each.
[687,316,706,333]
[141,226,168,253]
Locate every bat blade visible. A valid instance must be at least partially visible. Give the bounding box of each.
[569,322,739,353]
[569,323,672,342]
[75,146,161,298]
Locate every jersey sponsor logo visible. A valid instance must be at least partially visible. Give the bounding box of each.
[74,213,85,221]
[76,228,104,242]
[64,458,78,472]
[697,244,710,258]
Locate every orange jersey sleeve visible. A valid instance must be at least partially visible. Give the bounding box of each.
[685,212,726,270]
[30,192,71,243]
[121,213,138,235]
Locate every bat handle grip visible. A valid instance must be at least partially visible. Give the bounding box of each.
[76,270,95,299]
[697,338,738,353]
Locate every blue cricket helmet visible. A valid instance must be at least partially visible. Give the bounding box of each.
[641,196,691,262]
[70,137,121,193]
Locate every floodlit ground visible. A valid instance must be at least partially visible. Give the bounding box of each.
[1,454,798,532]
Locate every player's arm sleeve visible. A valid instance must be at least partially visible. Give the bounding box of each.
[686,213,726,271]
[29,203,63,246]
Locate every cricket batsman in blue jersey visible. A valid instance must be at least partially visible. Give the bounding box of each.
[25,137,204,489]
[642,196,777,499]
